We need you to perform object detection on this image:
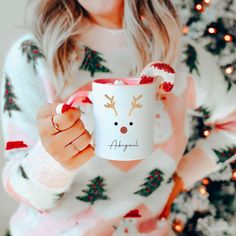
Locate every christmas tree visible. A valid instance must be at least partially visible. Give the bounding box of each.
[20,40,45,72]
[134,168,164,197]
[214,146,236,163]
[76,176,109,205]
[18,165,28,179]
[3,75,21,117]
[79,46,111,77]
[170,0,236,235]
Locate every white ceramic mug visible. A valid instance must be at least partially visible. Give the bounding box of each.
[66,77,156,161]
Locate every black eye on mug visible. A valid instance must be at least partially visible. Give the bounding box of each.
[129,122,133,126]
[114,122,118,126]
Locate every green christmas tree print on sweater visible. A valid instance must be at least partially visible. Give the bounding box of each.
[21,40,45,72]
[76,176,110,205]
[134,168,164,197]
[3,75,21,117]
[79,46,111,77]
[184,106,212,154]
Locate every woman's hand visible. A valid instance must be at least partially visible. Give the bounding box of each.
[158,173,184,219]
[36,103,94,170]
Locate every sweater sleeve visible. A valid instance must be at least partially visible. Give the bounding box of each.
[0,34,78,212]
[176,41,236,190]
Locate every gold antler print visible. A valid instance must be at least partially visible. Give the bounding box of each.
[104,94,118,116]
[128,95,143,116]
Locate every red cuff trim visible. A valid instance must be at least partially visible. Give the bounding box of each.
[124,209,142,218]
[5,141,28,150]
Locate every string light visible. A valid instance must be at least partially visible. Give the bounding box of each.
[183,26,189,35]
[208,27,217,34]
[199,186,207,195]
[204,0,211,4]
[225,66,234,74]
[173,219,184,233]
[203,129,210,137]
[195,4,204,12]
[224,34,233,42]
[202,178,210,185]
[232,170,236,181]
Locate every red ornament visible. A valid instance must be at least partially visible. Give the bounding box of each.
[5,141,28,150]
[5,89,9,95]
[32,49,39,54]
[9,98,13,103]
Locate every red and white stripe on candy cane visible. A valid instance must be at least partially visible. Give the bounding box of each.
[55,103,72,114]
[139,62,175,93]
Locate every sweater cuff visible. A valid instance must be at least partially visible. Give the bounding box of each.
[176,146,218,190]
[22,138,78,190]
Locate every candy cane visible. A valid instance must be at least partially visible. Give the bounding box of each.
[139,62,175,93]
[55,103,73,114]
[55,91,92,114]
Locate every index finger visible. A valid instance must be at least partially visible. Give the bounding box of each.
[37,103,78,119]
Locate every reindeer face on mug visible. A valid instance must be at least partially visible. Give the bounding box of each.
[104,94,143,135]
[66,62,175,160]
[67,78,157,160]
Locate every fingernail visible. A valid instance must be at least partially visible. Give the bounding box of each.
[56,103,72,114]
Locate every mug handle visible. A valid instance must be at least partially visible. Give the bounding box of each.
[66,90,93,107]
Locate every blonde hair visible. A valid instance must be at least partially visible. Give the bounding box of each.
[25,0,182,98]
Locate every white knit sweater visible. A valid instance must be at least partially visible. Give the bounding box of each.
[1,24,236,236]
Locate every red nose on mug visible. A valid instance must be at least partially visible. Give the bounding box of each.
[120,126,128,134]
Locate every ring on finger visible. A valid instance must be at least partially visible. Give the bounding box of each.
[51,114,63,132]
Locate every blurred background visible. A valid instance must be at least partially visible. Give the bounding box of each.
[0,0,235,236]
